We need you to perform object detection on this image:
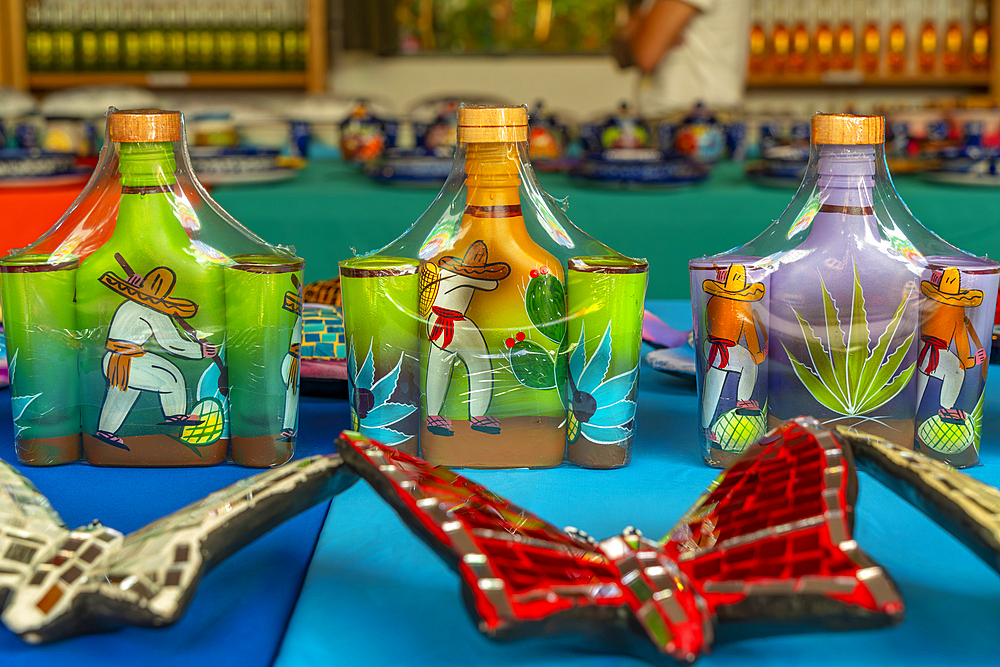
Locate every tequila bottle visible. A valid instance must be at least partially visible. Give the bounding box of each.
[969,0,989,70]
[749,0,767,74]
[418,107,567,468]
[887,0,907,73]
[943,0,964,72]
[918,0,939,73]
[76,112,229,465]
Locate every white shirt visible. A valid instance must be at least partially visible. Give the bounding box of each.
[638,0,751,116]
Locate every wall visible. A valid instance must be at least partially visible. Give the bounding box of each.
[329,51,987,119]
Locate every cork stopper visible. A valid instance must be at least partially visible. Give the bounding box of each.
[811,114,884,145]
[458,106,528,144]
[108,109,182,143]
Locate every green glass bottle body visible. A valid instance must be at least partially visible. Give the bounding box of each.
[75,142,229,466]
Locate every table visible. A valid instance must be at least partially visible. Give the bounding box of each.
[211,161,1000,300]
[4,300,998,666]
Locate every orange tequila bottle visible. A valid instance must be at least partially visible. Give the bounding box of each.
[969,0,989,71]
[943,0,965,73]
[749,0,767,74]
[789,1,810,72]
[919,0,938,73]
[834,3,856,71]
[815,0,834,71]
[419,107,567,468]
[861,3,881,74]
[770,0,790,72]
[887,0,907,73]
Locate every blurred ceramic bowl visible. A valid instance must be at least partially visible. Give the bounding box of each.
[189,114,240,147]
[0,148,76,179]
[0,86,36,119]
[189,146,280,177]
[886,108,948,142]
[41,118,92,156]
[40,85,159,119]
[947,107,1000,146]
[238,120,291,150]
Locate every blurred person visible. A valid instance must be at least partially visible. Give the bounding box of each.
[613,0,750,115]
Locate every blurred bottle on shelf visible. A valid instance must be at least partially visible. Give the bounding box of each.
[789,1,810,72]
[918,0,939,73]
[139,2,166,71]
[887,0,907,74]
[97,2,120,70]
[815,0,835,71]
[259,2,284,70]
[860,1,880,74]
[25,1,52,72]
[292,0,309,70]
[969,0,989,71]
[943,0,965,72]
[197,3,215,70]
[164,2,186,71]
[833,1,855,70]
[770,0,790,72]
[53,0,76,71]
[120,1,141,70]
[77,2,100,71]
[238,4,260,69]
[749,0,767,74]
[215,3,238,70]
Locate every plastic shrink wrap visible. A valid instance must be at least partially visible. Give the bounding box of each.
[341,105,648,469]
[691,114,999,468]
[0,109,303,467]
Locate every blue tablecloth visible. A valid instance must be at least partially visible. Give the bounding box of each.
[0,394,351,667]
[3,300,1000,666]
[275,299,1000,667]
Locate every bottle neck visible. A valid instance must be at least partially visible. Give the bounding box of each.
[464,141,522,210]
[809,143,880,241]
[113,141,187,243]
[817,144,876,207]
[119,141,178,188]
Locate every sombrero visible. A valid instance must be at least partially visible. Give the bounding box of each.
[100,267,199,319]
[921,267,984,307]
[703,264,765,302]
[438,240,511,281]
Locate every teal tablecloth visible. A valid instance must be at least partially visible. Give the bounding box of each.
[212,161,1000,300]
[273,299,1000,667]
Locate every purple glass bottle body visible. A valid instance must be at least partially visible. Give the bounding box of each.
[690,114,999,467]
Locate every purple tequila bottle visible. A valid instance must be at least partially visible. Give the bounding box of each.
[767,116,921,445]
[691,113,999,466]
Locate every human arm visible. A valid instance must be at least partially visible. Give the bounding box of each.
[964,316,988,379]
[145,311,216,359]
[742,306,765,364]
[613,0,702,74]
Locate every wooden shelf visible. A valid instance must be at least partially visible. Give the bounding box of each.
[28,70,310,90]
[1,0,327,92]
[748,70,991,88]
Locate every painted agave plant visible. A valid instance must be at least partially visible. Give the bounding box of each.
[347,339,417,446]
[784,265,915,427]
[567,323,639,445]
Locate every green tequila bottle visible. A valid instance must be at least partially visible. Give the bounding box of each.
[76,111,229,466]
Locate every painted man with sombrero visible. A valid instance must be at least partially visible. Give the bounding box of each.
[279,277,303,440]
[423,240,511,437]
[95,266,218,449]
[917,267,986,425]
[701,264,767,440]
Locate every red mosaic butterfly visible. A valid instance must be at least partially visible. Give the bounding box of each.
[335,418,904,662]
